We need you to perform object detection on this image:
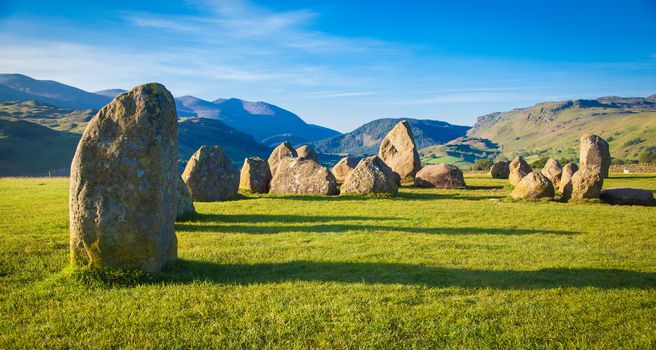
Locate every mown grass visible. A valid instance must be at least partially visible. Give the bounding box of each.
[1,174,655,349]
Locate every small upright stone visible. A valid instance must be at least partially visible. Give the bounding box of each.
[341,156,398,194]
[490,160,510,179]
[580,134,611,178]
[415,163,466,189]
[563,166,603,199]
[378,120,421,183]
[296,145,317,161]
[268,141,297,176]
[331,156,359,183]
[176,176,196,221]
[69,83,178,272]
[239,157,272,194]
[509,156,533,186]
[269,157,337,195]
[559,162,579,193]
[541,158,563,189]
[511,171,555,200]
[182,146,239,201]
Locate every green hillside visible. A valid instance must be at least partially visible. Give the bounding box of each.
[467,96,656,161]
[0,100,95,133]
[0,119,80,176]
[420,137,500,169]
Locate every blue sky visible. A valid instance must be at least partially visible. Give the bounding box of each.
[1,0,655,131]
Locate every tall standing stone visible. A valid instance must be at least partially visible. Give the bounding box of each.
[182,146,239,201]
[509,156,533,186]
[378,120,421,183]
[580,134,611,178]
[239,157,272,194]
[268,141,297,176]
[541,158,563,189]
[296,145,318,161]
[176,176,196,221]
[332,156,359,183]
[69,83,178,272]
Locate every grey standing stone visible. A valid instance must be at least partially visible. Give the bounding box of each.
[559,163,578,193]
[268,141,297,176]
[182,146,239,201]
[69,83,178,272]
[490,160,510,179]
[341,156,398,194]
[378,120,421,183]
[176,176,196,221]
[509,156,533,186]
[580,134,611,178]
[331,156,359,183]
[269,157,337,195]
[239,157,272,194]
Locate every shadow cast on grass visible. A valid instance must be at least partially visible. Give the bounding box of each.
[264,191,504,202]
[190,213,401,224]
[176,222,576,236]
[155,260,656,290]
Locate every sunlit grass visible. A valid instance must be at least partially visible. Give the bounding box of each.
[0,174,655,349]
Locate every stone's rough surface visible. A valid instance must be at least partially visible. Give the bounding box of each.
[509,156,533,186]
[415,163,466,189]
[331,156,359,183]
[490,160,510,179]
[176,176,195,220]
[559,162,579,193]
[268,141,298,176]
[580,134,611,178]
[511,171,555,199]
[182,146,239,201]
[378,120,421,183]
[341,156,398,194]
[239,157,272,194]
[296,145,317,161]
[269,157,337,195]
[599,188,655,206]
[564,166,604,199]
[69,83,178,272]
[541,158,563,188]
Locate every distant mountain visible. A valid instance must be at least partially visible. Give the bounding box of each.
[94,89,126,98]
[0,100,95,133]
[176,96,341,144]
[0,73,111,109]
[467,95,656,161]
[308,118,470,156]
[0,119,80,176]
[419,137,500,169]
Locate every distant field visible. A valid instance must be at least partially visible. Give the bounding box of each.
[1,175,655,349]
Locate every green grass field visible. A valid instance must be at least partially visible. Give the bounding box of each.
[1,175,655,349]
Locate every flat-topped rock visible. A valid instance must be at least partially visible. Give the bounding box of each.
[69,83,178,272]
[599,188,655,206]
[269,157,337,195]
[182,146,239,201]
[341,156,398,194]
[239,157,271,194]
[415,163,466,189]
[378,120,421,183]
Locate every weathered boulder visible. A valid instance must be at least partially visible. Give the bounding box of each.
[599,188,655,206]
[268,141,297,176]
[69,83,178,272]
[559,162,579,193]
[239,157,271,194]
[490,160,510,179]
[269,157,337,195]
[296,145,317,161]
[378,120,421,183]
[182,146,239,201]
[541,158,563,189]
[331,156,359,183]
[511,171,555,199]
[563,166,603,199]
[341,156,398,194]
[580,134,611,178]
[509,156,533,186]
[176,176,196,220]
[415,163,466,189]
